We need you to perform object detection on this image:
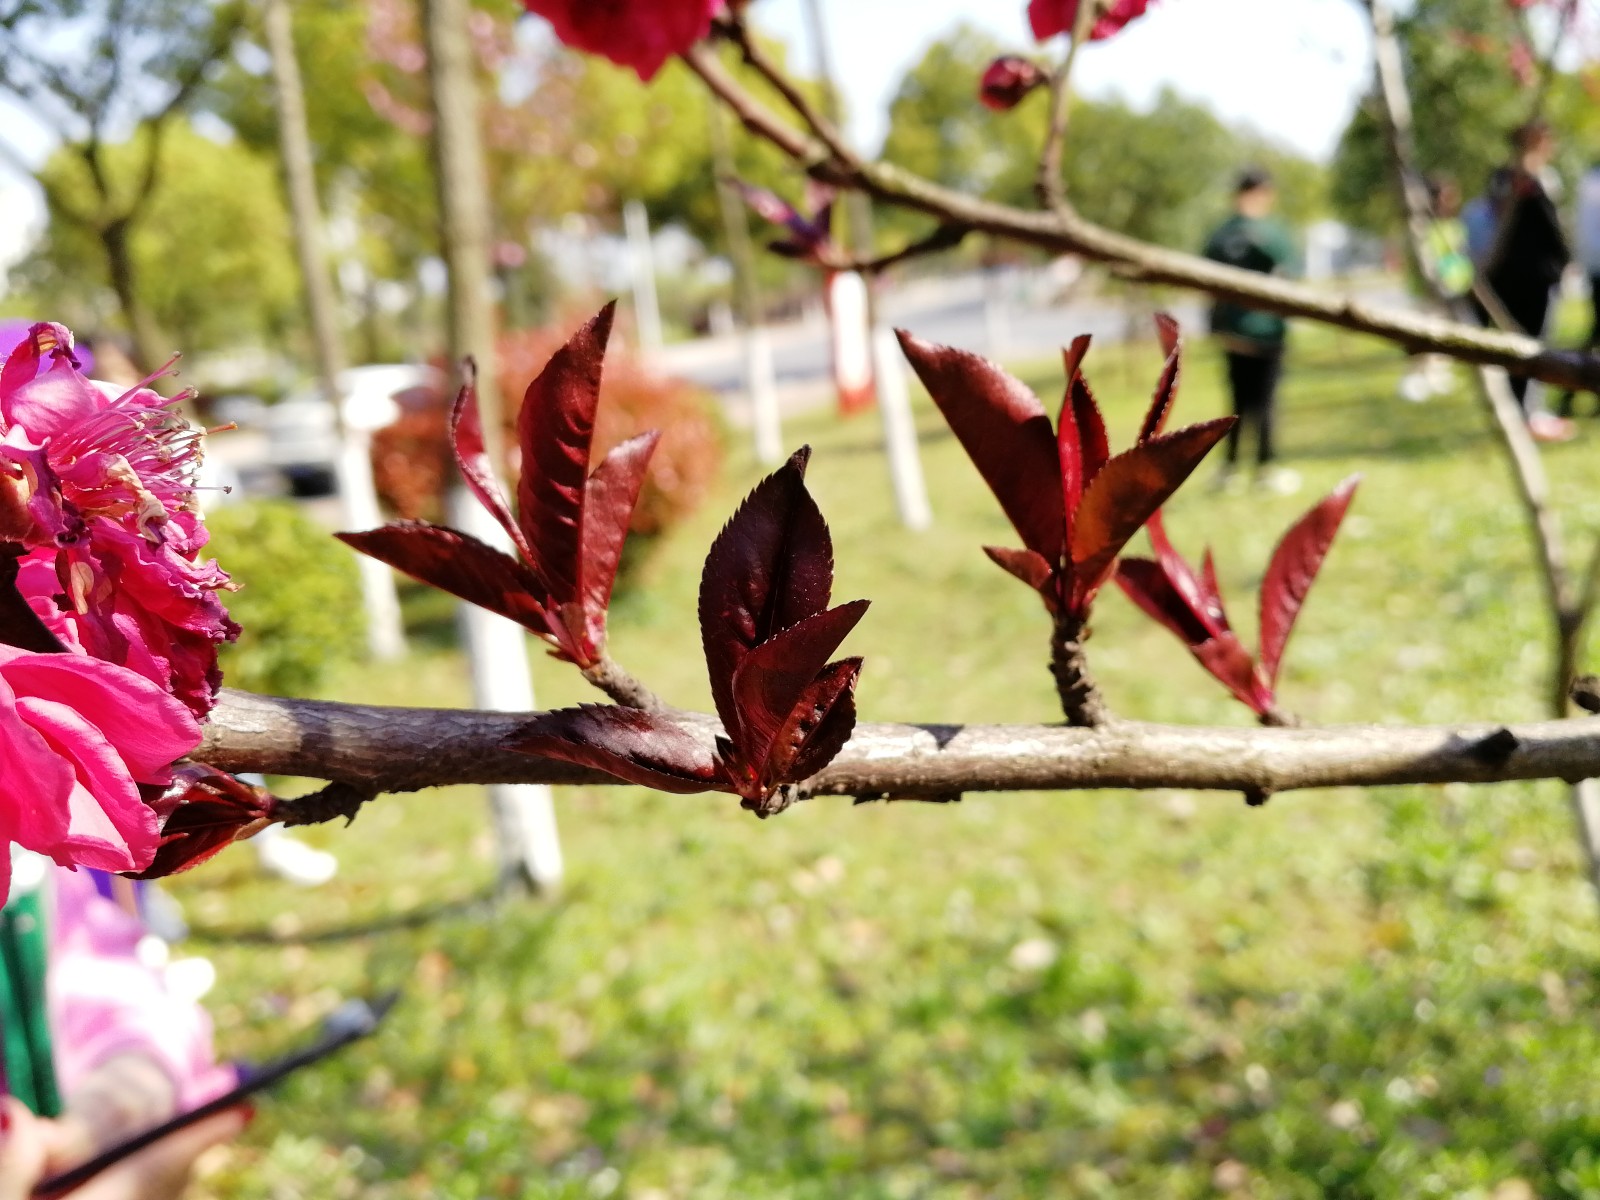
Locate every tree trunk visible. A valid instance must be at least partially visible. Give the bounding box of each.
[99,217,163,374]
[265,0,407,663]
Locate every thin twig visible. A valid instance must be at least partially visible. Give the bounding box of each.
[818,223,972,273]
[678,43,1600,393]
[1036,0,1099,211]
[580,654,663,711]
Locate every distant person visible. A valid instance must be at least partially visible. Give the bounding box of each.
[1401,176,1473,402]
[1475,121,1575,441]
[1202,167,1301,494]
[1555,160,1600,419]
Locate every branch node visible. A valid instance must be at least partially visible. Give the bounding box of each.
[1243,786,1273,808]
[1470,727,1521,766]
[1574,676,1600,715]
[276,781,378,828]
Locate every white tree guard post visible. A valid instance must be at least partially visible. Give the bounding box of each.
[745,325,784,466]
[335,387,408,662]
[447,488,564,893]
[870,326,932,530]
[827,270,875,414]
[624,200,664,357]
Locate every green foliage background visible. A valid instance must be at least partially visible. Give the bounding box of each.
[206,499,366,697]
[180,324,1600,1198]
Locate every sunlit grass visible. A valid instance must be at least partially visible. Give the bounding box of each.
[182,323,1600,1198]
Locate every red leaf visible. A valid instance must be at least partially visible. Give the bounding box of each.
[896,330,1065,561]
[1114,558,1212,645]
[729,599,869,773]
[579,430,660,623]
[773,657,862,783]
[1057,335,1099,526]
[1193,634,1274,715]
[1068,371,1107,499]
[130,764,275,880]
[450,368,533,563]
[337,523,548,630]
[1258,475,1360,688]
[1146,512,1226,634]
[516,302,615,605]
[698,447,833,739]
[1199,548,1225,615]
[1067,417,1234,609]
[508,704,724,793]
[983,545,1054,597]
[1138,314,1183,444]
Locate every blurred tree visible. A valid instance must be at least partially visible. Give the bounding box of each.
[882,24,1325,252]
[204,0,438,356]
[1329,0,1572,232]
[0,0,245,369]
[14,121,299,354]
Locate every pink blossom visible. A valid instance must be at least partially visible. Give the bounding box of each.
[1,323,237,717]
[1029,0,1154,41]
[22,517,237,719]
[0,643,200,901]
[521,0,723,81]
[1,323,205,539]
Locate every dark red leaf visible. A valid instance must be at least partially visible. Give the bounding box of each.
[1067,417,1235,608]
[1068,374,1107,499]
[728,599,869,772]
[896,330,1064,561]
[1258,474,1360,687]
[1193,634,1274,715]
[773,657,861,783]
[1146,513,1226,633]
[1114,558,1212,645]
[1138,314,1183,444]
[983,545,1054,597]
[579,430,660,622]
[516,302,615,604]
[1199,548,1225,614]
[508,704,724,793]
[1058,335,1099,524]
[698,447,833,738]
[129,764,274,880]
[450,367,533,563]
[336,523,548,630]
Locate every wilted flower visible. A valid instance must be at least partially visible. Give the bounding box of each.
[1030,0,1154,41]
[0,644,201,900]
[521,0,723,81]
[980,55,1047,111]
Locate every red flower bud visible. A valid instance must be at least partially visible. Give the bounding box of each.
[979,56,1047,112]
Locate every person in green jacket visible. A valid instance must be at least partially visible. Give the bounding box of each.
[1203,167,1301,494]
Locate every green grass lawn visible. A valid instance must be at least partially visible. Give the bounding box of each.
[182,322,1600,1199]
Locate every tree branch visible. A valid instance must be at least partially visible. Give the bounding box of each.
[198,689,1600,806]
[1036,0,1097,210]
[817,222,972,273]
[679,43,1600,393]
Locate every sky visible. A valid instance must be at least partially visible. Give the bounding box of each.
[754,0,1375,158]
[0,0,1378,278]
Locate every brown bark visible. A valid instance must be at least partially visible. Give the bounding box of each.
[198,689,1600,806]
[99,217,163,374]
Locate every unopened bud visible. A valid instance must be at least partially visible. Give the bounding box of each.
[979,55,1047,112]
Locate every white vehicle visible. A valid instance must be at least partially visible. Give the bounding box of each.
[263,364,446,496]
